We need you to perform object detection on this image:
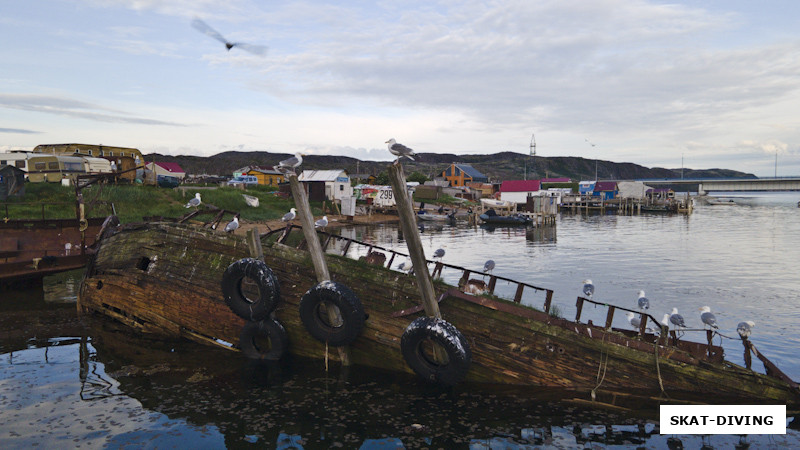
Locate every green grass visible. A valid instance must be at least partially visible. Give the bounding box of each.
[3,182,323,224]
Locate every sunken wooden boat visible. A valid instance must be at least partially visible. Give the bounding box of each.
[78,220,800,408]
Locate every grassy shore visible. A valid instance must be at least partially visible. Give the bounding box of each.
[3,183,323,224]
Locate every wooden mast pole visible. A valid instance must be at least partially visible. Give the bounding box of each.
[388,163,441,319]
[288,174,351,365]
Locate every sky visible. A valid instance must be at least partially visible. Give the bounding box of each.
[1,0,800,177]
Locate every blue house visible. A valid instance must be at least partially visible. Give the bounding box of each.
[578,181,595,195]
[594,181,619,200]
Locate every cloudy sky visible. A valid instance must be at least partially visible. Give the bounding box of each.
[2,0,799,176]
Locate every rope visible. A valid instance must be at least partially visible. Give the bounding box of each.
[654,342,669,399]
[591,333,610,401]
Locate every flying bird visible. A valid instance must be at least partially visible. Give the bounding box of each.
[699,306,719,329]
[314,215,328,229]
[669,307,686,328]
[282,208,297,223]
[582,279,595,298]
[224,215,240,233]
[274,153,304,176]
[191,18,268,55]
[637,290,650,310]
[184,192,202,209]
[385,138,416,163]
[737,320,755,339]
[433,248,445,260]
[483,259,495,274]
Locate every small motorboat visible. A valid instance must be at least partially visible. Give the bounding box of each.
[478,209,531,225]
[417,211,455,222]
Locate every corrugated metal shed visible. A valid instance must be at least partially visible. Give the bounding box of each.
[299,170,348,182]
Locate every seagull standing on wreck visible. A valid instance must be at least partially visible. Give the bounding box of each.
[397,260,414,275]
[669,307,686,328]
[224,215,240,233]
[483,259,495,275]
[274,153,304,176]
[185,193,202,209]
[699,306,719,329]
[282,208,297,224]
[625,312,642,329]
[385,138,416,164]
[433,248,445,261]
[737,321,755,339]
[582,279,595,298]
[637,290,650,310]
[314,215,328,229]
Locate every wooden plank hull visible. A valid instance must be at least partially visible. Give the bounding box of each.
[78,222,800,406]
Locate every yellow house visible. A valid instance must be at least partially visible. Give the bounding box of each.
[247,167,285,186]
[441,163,489,187]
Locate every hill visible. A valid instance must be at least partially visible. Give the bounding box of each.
[143,150,756,182]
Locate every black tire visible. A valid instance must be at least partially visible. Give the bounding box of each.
[222,258,280,321]
[299,281,365,346]
[239,318,289,360]
[400,317,471,386]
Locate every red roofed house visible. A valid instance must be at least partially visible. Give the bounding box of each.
[499,179,540,204]
[146,162,186,180]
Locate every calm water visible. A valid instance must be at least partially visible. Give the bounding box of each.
[2,192,800,448]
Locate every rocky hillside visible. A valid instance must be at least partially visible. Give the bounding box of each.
[144,150,756,181]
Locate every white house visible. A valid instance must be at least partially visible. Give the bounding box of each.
[499,180,541,204]
[299,169,353,201]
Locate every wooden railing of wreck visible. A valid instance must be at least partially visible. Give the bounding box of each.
[266,224,555,311]
[263,225,800,387]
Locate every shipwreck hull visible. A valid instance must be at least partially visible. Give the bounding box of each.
[78,222,800,406]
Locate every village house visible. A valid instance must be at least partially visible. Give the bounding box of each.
[246,167,285,186]
[499,179,540,204]
[593,181,619,200]
[146,162,186,180]
[440,163,488,187]
[298,169,353,202]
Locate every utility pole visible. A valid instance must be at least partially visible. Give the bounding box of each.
[585,138,597,181]
[530,132,536,180]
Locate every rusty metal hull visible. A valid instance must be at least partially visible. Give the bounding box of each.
[1,217,105,288]
[78,222,800,406]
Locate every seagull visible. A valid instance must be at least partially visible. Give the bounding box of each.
[625,312,642,329]
[433,248,445,261]
[314,215,328,229]
[184,192,202,209]
[699,306,719,329]
[483,259,495,274]
[385,138,416,163]
[191,18,268,55]
[637,290,650,310]
[660,313,671,329]
[669,307,686,328]
[582,279,595,298]
[224,215,240,233]
[274,153,304,176]
[736,321,755,339]
[282,208,297,223]
[397,260,414,275]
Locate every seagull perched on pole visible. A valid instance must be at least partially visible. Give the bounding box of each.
[669,307,686,329]
[637,290,650,310]
[737,321,755,339]
[385,138,416,164]
[184,192,202,209]
[282,208,297,224]
[224,215,240,233]
[699,306,719,329]
[191,18,268,55]
[582,279,595,298]
[314,215,328,229]
[274,153,304,176]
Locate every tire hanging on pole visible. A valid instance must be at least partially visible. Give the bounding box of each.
[298,281,365,347]
[400,316,471,386]
[239,317,289,360]
[221,258,280,322]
